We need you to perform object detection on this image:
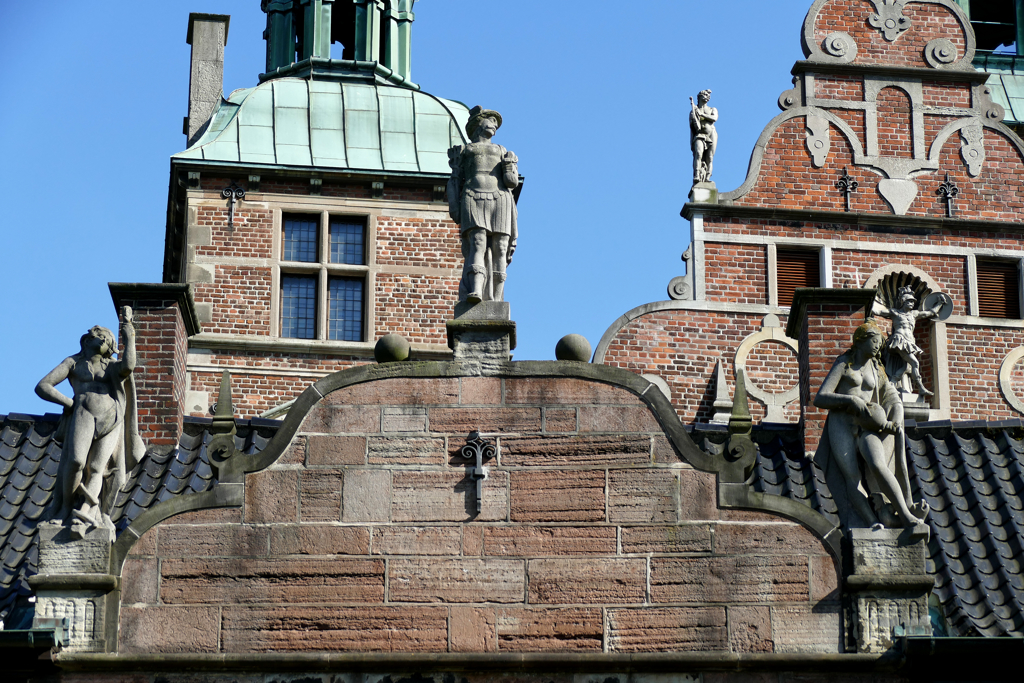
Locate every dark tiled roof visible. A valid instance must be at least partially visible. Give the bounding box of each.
[0,414,279,626]
[694,421,1024,639]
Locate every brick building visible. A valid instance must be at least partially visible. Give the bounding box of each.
[1,1,1023,681]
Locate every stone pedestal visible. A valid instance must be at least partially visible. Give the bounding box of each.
[29,525,118,653]
[689,181,718,203]
[446,302,516,374]
[846,527,933,653]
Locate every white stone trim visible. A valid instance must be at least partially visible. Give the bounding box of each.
[733,315,800,422]
[967,254,979,316]
[820,247,833,288]
[692,212,706,301]
[703,231,1024,260]
[999,346,1024,415]
[767,243,779,308]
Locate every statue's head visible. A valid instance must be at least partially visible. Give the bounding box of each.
[897,285,917,309]
[466,106,502,139]
[80,325,116,359]
[698,89,712,105]
[852,320,884,357]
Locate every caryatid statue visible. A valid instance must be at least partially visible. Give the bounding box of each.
[690,89,718,184]
[447,106,519,303]
[36,307,146,539]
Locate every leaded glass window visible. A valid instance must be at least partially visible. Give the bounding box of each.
[283,215,318,262]
[329,278,364,341]
[330,219,365,265]
[281,275,316,339]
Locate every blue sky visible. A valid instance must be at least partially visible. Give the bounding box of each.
[0,0,812,415]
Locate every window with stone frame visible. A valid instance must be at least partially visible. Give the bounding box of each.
[776,248,822,308]
[976,258,1022,319]
[280,213,368,341]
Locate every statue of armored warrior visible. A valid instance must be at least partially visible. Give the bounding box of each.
[690,89,718,184]
[447,106,519,303]
[875,286,948,397]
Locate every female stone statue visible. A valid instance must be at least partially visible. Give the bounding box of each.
[36,307,144,538]
[689,89,718,184]
[813,321,928,530]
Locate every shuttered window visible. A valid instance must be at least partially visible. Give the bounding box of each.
[777,248,821,307]
[977,259,1020,318]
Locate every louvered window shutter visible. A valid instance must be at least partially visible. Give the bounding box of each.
[777,249,821,307]
[977,260,1020,318]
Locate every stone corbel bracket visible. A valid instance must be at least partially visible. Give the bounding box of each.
[800,0,975,70]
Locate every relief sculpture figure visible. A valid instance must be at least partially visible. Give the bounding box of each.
[36,307,145,539]
[447,106,519,303]
[874,286,947,397]
[814,321,929,531]
[690,89,718,184]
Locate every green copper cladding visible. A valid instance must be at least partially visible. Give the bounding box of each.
[263,0,417,81]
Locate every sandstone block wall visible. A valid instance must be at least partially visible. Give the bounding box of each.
[118,376,840,655]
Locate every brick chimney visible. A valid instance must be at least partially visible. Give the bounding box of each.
[787,288,876,457]
[185,13,230,146]
[109,284,200,449]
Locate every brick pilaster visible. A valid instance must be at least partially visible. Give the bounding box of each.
[787,288,876,457]
[109,283,200,448]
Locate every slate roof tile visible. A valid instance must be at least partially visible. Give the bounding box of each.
[0,414,279,623]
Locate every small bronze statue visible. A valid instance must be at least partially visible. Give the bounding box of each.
[690,89,718,184]
[36,307,145,539]
[874,285,948,397]
[447,106,519,303]
[814,321,929,531]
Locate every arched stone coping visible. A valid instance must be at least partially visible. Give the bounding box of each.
[999,347,1024,415]
[800,0,975,69]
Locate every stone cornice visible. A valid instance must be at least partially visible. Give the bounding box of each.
[791,59,987,84]
[108,283,201,337]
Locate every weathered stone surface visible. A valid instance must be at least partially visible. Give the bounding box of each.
[160,558,385,604]
[461,377,502,405]
[126,527,158,556]
[307,435,366,466]
[620,525,713,554]
[654,434,684,464]
[771,604,842,654]
[382,407,427,433]
[389,558,525,603]
[715,523,828,555]
[429,407,542,433]
[728,605,774,653]
[505,378,638,405]
[301,404,381,434]
[528,558,645,604]
[342,470,391,523]
[368,437,446,466]
[372,526,463,556]
[244,470,298,524]
[811,554,841,602]
[221,605,448,652]
[496,607,603,651]
[119,606,220,653]
[37,526,112,574]
[450,605,497,652]
[392,471,508,522]
[501,435,650,467]
[609,469,679,523]
[463,526,484,556]
[300,470,344,522]
[163,507,241,525]
[269,525,370,556]
[157,525,269,558]
[483,526,616,556]
[328,378,460,406]
[578,405,660,433]
[121,557,159,604]
[280,436,306,465]
[850,528,926,575]
[679,469,719,521]
[544,408,577,432]
[511,470,605,522]
[704,674,776,683]
[607,607,728,652]
[651,556,809,603]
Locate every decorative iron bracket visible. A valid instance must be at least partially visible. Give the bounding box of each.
[836,168,859,212]
[457,431,495,514]
[937,173,960,218]
[222,183,246,227]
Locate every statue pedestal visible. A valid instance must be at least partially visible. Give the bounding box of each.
[28,525,118,653]
[846,527,933,653]
[446,302,516,373]
[689,181,718,203]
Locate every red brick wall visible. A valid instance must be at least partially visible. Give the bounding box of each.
[193,206,274,260]
[830,251,969,315]
[376,216,462,269]
[946,324,1024,420]
[119,376,839,655]
[876,86,914,158]
[195,266,273,336]
[375,272,461,345]
[812,0,966,69]
[705,244,767,304]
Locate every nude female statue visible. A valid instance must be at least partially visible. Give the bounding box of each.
[447,106,519,303]
[36,307,144,538]
[689,89,718,184]
[814,321,928,530]
[875,286,946,396]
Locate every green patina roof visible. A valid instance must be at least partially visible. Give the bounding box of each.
[174,78,469,174]
[982,65,1024,126]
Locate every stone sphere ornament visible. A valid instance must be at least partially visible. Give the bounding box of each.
[374,333,411,363]
[555,334,592,362]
